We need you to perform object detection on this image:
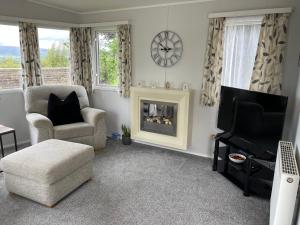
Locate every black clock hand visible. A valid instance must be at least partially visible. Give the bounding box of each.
[159,43,165,49]
[165,47,173,53]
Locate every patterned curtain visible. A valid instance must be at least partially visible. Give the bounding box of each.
[249,14,289,95]
[19,22,42,88]
[70,27,93,94]
[200,18,225,106]
[117,24,132,97]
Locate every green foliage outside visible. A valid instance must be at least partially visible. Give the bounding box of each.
[0,36,119,86]
[41,42,69,67]
[0,41,69,68]
[99,34,119,86]
[0,56,20,68]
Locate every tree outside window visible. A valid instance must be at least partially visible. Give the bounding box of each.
[38,28,70,85]
[97,32,119,87]
[0,24,21,89]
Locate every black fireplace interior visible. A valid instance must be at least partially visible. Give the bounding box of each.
[140,100,177,136]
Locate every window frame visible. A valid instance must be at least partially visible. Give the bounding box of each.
[92,27,119,92]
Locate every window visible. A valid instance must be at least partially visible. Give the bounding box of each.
[221,16,262,90]
[95,30,119,87]
[38,28,70,85]
[0,24,21,89]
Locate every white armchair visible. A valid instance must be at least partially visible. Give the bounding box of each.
[24,85,107,150]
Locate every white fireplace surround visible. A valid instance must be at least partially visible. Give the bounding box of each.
[131,87,190,150]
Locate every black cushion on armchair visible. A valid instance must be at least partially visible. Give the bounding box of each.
[47,91,84,126]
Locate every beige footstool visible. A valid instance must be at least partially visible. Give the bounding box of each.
[0,139,94,207]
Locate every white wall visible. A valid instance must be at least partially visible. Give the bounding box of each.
[91,89,130,135]
[84,0,300,157]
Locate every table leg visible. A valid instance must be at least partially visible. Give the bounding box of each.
[212,138,220,171]
[13,131,17,152]
[224,145,230,173]
[0,135,4,157]
[244,157,252,197]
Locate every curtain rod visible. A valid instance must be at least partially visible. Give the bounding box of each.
[0,15,128,28]
[208,7,293,18]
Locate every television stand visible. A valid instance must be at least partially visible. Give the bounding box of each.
[213,134,274,197]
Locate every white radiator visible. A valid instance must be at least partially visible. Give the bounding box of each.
[270,141,299,225]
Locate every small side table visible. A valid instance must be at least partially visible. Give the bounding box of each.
[0,125,17,157]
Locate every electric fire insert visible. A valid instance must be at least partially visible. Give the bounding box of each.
[140,100,177,136]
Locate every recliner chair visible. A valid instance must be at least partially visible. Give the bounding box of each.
[24,85,107,150]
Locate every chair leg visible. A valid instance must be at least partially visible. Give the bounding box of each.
[13,131,17,152]
[0,136,4,158]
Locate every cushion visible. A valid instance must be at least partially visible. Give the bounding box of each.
[0,139,94,185]
[47,91,84,126]
[54,122,94,140]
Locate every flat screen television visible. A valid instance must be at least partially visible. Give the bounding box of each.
[217,86,288,135]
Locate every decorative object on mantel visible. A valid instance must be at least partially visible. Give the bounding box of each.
[121,124,131,145]
[182,82,190,91]
[137,80,145,87]
[150,81,158,88]
[165,81,171,89]
[151,30,183,67]
[131,87,190,150]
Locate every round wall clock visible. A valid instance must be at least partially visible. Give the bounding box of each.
[151,30,183,67]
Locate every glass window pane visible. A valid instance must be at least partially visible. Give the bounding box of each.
[98,32,119,86]
[0,25,21,89]
[38,28,70,85]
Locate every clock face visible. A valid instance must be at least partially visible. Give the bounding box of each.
[151,31,183,67]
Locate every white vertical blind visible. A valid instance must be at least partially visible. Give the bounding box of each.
[221,16,262,90]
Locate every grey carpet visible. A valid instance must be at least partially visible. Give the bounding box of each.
[0,140,269,225]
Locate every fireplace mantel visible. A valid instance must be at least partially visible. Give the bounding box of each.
[131,87,190,150]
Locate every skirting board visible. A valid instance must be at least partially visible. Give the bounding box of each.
[132,139,213,159]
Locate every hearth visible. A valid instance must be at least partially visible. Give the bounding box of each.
[140,100,177,136]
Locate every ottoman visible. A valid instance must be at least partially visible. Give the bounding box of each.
[0,139,94,207]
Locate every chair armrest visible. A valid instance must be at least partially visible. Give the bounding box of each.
[26,113,53,129]
[81,107,106,126]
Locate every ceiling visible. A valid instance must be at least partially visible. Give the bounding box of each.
[28,0,214,14]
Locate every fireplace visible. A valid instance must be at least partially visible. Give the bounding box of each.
[140,100,177,136]
[131,87,190,150]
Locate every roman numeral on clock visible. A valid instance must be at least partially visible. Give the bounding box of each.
[157,57,162,65]
[153,53,159,60]
[169,32,175,41]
